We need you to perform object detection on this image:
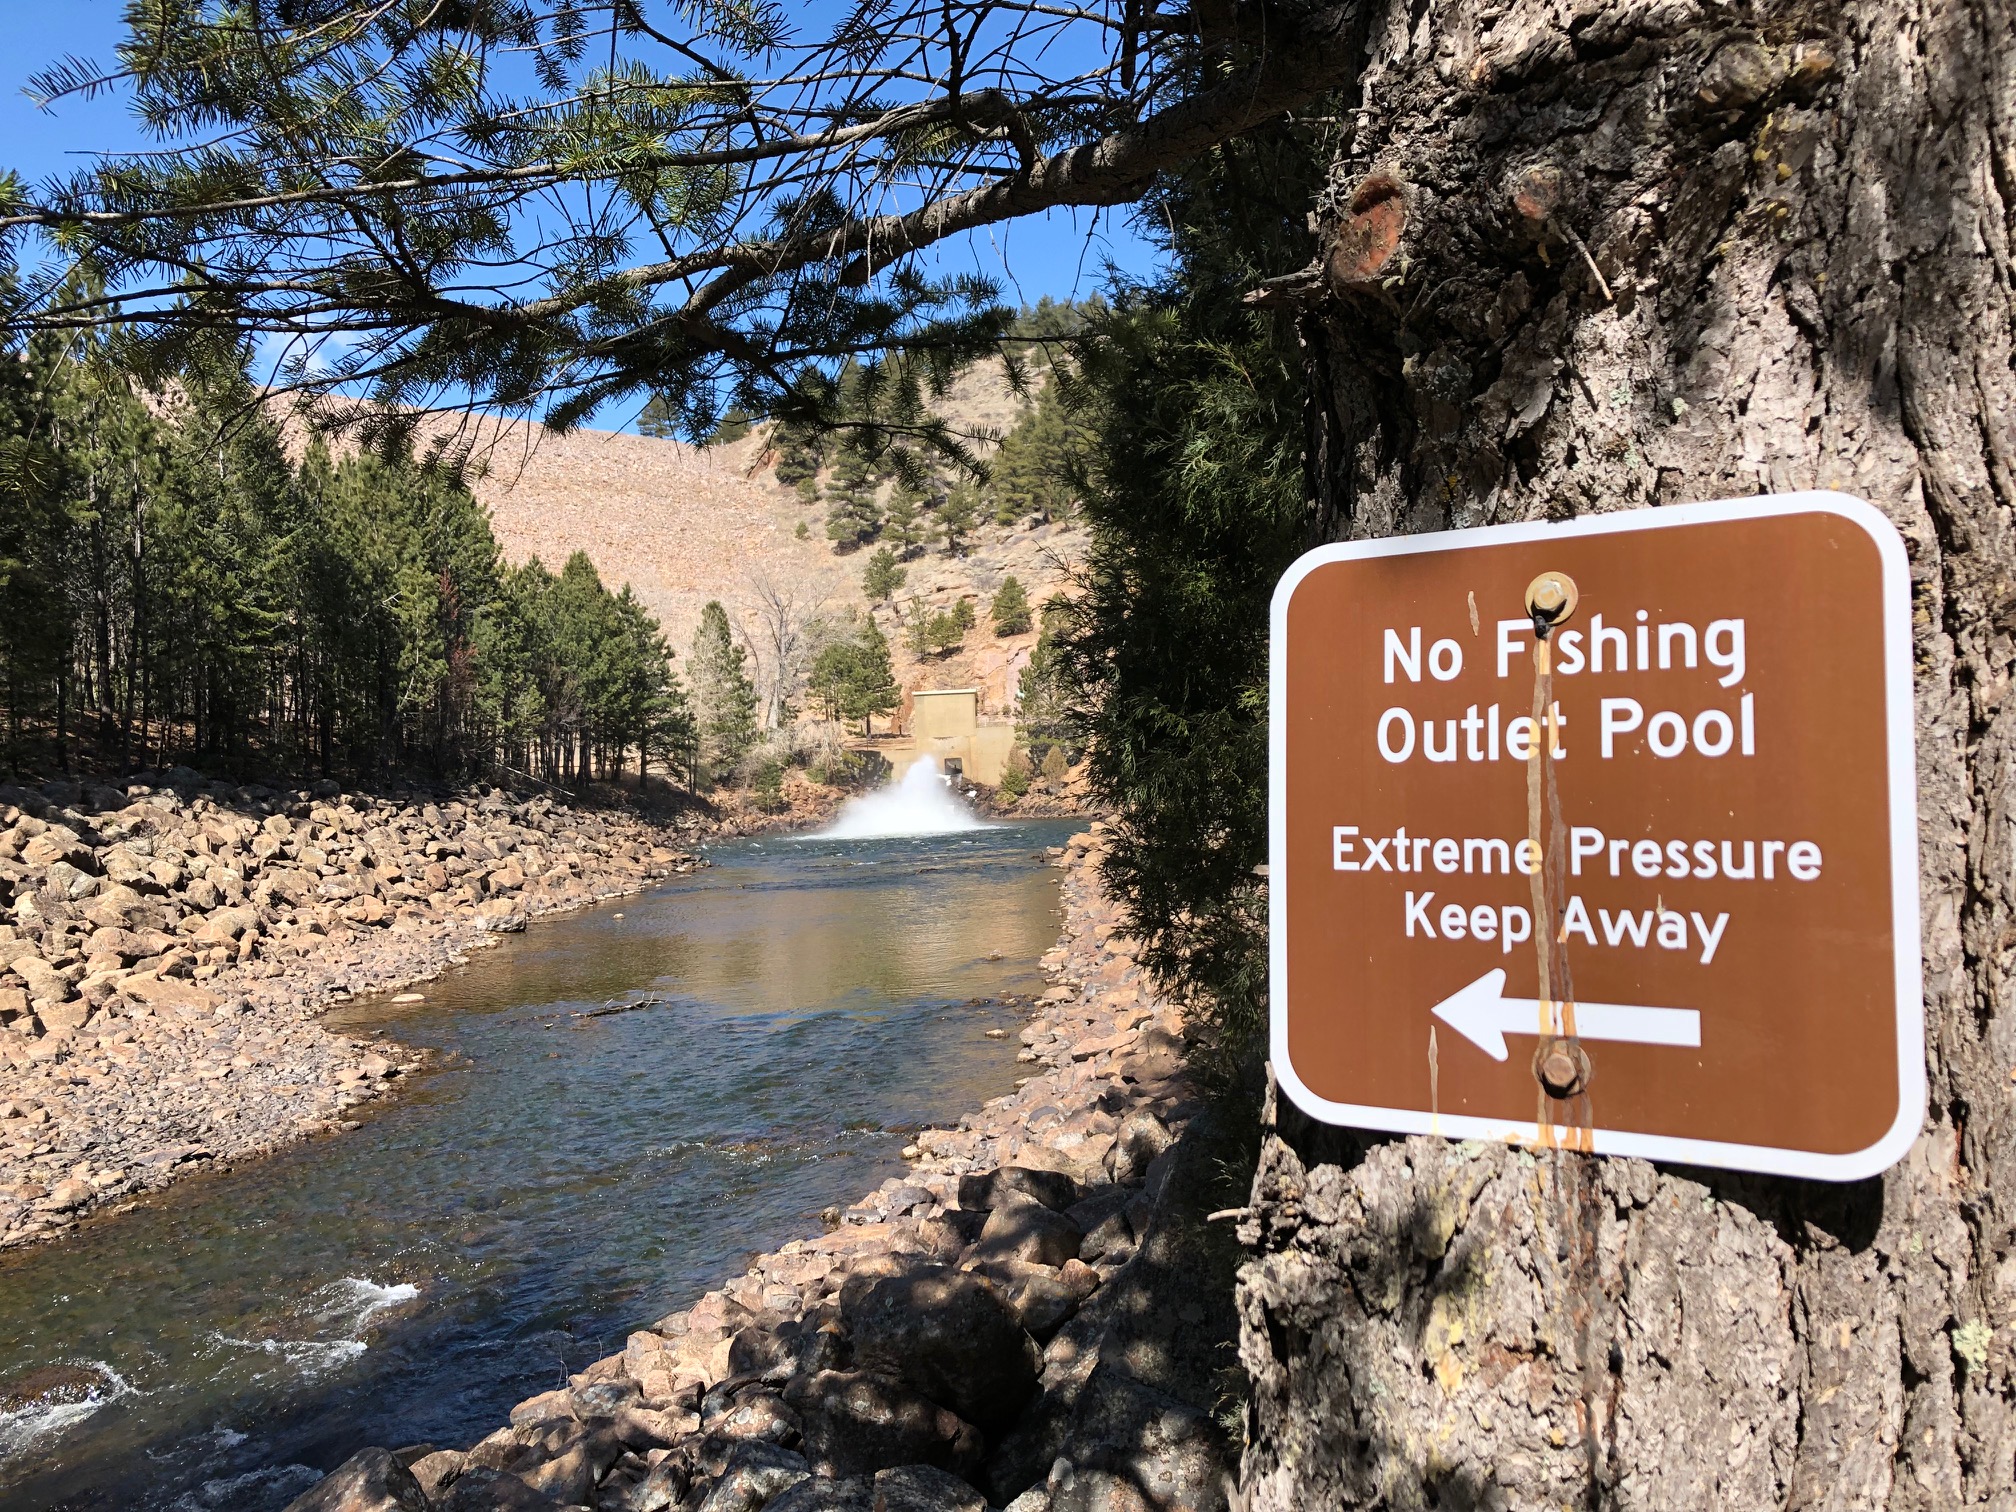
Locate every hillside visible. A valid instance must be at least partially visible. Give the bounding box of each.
[469,360,1085,720]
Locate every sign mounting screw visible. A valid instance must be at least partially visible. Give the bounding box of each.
[1535,1040,1591,1099]
[1525,571,1579,636]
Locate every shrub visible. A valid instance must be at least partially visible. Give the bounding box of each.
[999,747,1032,798]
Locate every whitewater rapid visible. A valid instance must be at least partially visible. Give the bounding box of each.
[812,755,993,840]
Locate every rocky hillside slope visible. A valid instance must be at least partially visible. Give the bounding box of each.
[470,362,1085,718]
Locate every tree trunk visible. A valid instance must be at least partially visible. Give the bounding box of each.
[1238,0,2016,1506]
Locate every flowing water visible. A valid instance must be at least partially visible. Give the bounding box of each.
[815,756,993,841]
[0,816,1078,1511]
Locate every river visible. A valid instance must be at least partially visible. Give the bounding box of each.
[0,818,1076,1511]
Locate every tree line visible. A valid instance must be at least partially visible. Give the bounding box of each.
[0,329,693,788]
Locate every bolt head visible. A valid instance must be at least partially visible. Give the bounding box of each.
[1534,1039,1591,1100]
[1525,571,1580,627]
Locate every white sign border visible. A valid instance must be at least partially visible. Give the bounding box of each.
[1267,491,1926,1182]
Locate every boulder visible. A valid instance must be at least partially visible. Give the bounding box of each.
[1106,1114,1172,1185]
[786,1370,983,1480]
[476,899,527,932]
[194,904,259,942]
[766,1477,876,1512]
[21,832,92,872]
[995,1269,1083,1340]
[727,1323,803,1379]
[38,1001,91,1036]
[519,1428,621,1504]
[699,1382,800,1444]
[569,1378,641,1419]
[606,1456,687,1512]
[872,1465,988,1512]
[83,885,152,927]
[692,1440,812,1512]
[840,1265,1041,1432]
[119,974,220,1015]
[1042,1369,1227,1512]
[85,925,149,962]
[45,1178,93,1212]
[957,1167,1080,1214]
[437,1465,561,1511]
[101,848,156,888]
[10,956,71,1006]
[280,1447,431,1512]
[408,1449,466,1500]
[47,861,97,899]
[972,1195,1082,1269]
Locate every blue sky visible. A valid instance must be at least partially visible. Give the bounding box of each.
[1,4,1163,429]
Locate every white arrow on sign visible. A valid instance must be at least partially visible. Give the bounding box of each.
[1430,969,1702,1061]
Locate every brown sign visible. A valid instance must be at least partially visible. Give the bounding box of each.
[1269,494,1923,1179]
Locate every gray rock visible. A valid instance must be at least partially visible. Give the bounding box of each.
[786,1370,983,1480]
[841,1265,1042,1433]
[701,1381,801,1444]
[973,1195,1081,1269]
[280,1447,431,1512]
[766,1477,877,1512]
[438,1465,559,1511]
[408,1449,466,1500]
[604,1454,686,1512]
[694,1440,812,1512]
[569,1378,641,1418]
[998,1270,1082,1341]
[958,1166,1080,1213]
[872,1464,987,1512]
[1043,1370,1226,1512]
[1105,1114,1172,1186]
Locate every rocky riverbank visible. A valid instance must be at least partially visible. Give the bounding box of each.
[0,770,702,1250]
[287,825,1240,1512]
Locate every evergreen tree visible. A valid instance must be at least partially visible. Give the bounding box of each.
[689,600,758,784]
[637,395,679,438]
[1016,598,1080,766]
[823,451,883,549]
[773,422,825,487]
[0,334,688,788]
[808,620,900,734]
[951,597,975,633]
[882,477,929,558]
[847,621,900,734]
[904,600,965,657]
[990,576,1032,636]
[987,382,1086,525]
[936,483,978,557]
[861,547,906,603]
[709,408,752,445]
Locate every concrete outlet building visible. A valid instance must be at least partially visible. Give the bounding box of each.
[875,688,1016,785]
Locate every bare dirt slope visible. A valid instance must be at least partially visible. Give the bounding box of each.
[474,361,1085,713]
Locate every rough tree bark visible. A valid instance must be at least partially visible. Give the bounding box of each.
[1237,0,2015,1506]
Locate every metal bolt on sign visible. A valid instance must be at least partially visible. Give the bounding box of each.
[1526,570,1579,634]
